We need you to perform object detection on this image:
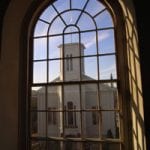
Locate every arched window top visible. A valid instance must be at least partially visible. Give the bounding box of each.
[34,0,114,37]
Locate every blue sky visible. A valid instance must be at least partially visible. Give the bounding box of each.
[33,0,117,83]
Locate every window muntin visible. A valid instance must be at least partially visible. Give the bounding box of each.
[30,0,122,149]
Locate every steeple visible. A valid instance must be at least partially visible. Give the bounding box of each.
[110,73,114,88]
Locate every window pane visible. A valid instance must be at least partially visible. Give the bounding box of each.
[49,35,62,59]
[34,38,47,60]
[64,33,79,45]
[85,0,105,17]
[77,13,95,31]
[48,86,62,110]
[47,141,61,150]
[64,112,81,135]
[31,141,46,150]
[53,0,69,13]
[102,112,120,139]
[62,10,81,25]
[47,111,61,137]
[102,143,121,150]
[99,55,117,80]
[34,20,49,37]
[40,6,57,23]
[81,31,97,56]
[82,112,100,138]
[64,26,78,33]
[33,61,47,83]
[84,142,101,150]
[61,42,80,59]
[100,83,118,110]
[64,58,81,81]
[31,112,46,137]
[82,57,98,80]
[31,87,46,110]
[64,85,80,110]
[64,85,81,133]
[95,10,114,28]
[81,84,98,109]
[98,29,115,54]
[49,60,60,82]
[49,17,65,35]
[64,142,82,150]
[72,0,87,9]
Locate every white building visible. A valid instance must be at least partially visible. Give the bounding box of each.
[33,43,118,149]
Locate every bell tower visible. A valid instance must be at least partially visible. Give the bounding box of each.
[58,43,85,81]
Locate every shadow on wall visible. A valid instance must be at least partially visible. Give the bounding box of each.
[123,3,146,150]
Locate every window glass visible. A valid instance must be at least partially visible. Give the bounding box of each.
[98,29,115,54]
[34,20,49,37]
[95,10,114,28]
[81,83,98,109]
[85,0,105,17]
[81,31,97,56]
[72,0,87,9]
[40,6,57,23]
[48,86,62,110]
[64,33,79,45]
[53,0,70,13]
[49,35,62,59]
[34,38,47,60]
[61,10,81,25]
[77,13,95,31]
[49,60,60,82]
[30,0,121,149]
[31,112,46,137]
[49,17,65,35]
[82,57,98,80]
[102,111,120,139]
[31,86,46,110]
[82,112,100,138]
[99,55,117,80]
[33,61,47,83]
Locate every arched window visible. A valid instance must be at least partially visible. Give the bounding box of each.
[30,0,122,149]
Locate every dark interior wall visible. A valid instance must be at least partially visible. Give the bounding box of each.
[132,1,149,149]
[0,0,149,149]
[0,0,11,58]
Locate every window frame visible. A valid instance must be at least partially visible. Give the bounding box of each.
[19,0,131,150]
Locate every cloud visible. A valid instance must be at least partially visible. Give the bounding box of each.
[100,63,116,79]
[99,31,110,41]
[85,31,110,48]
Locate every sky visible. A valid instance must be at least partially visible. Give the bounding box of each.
[33,0,117,83]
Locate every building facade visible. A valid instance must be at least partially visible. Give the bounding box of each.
[32,43,118,149]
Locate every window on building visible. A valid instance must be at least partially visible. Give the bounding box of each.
[48,107,57,125]
[64,101,77,128]
[70,54,73,71]
[66,54,73,71]
[30,0,122,149]
[92,106,99,125]
[66,54,69,71]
